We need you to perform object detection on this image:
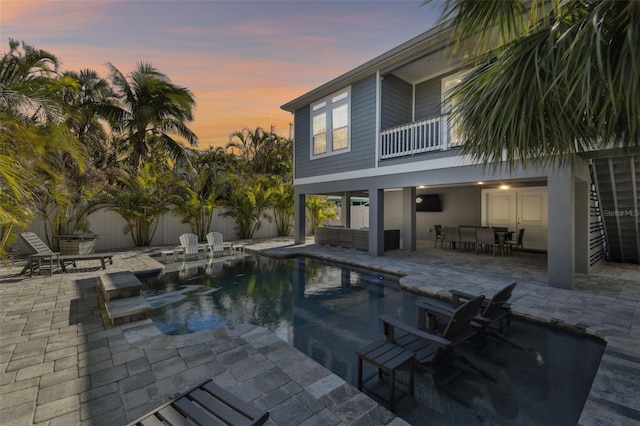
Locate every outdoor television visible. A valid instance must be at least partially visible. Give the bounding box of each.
[416,194,442,212]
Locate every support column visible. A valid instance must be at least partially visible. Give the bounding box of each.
[294,190,306,245]
[548,169,575,289]
[402,187,416,251]
[368,188,384,256]
[575,179,590,274]
[341,192,352,228]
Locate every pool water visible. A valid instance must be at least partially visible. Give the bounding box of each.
[142,254,604,425]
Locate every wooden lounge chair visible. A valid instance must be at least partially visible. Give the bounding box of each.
[378,294,485,367]
[19,232,113,276]
[417,282,517,333]
[128,378,269,426]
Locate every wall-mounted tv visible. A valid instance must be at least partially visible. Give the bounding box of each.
[416,194,442,212]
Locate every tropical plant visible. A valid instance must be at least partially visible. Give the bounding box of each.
[104,163,178,246]
[0,40,85,260]
[429,0,640,166]
[222,174,274,239]
[98,62,198,172]
[305,195,338,234]
[171,148,228,240]
[270,178,294,237]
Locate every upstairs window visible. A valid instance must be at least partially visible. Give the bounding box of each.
[311,88,351,158]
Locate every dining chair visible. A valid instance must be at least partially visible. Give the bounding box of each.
[505,229,525,255]
[443,226,460,251]
[434,225,444,248]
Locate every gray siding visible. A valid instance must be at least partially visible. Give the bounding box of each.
[414,77,441,120]
[381,75,412,130]
[294,75,377,179]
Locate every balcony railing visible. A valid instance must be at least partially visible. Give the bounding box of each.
[379,116,464,160]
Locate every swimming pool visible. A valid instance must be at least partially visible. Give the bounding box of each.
[142,254,604,425]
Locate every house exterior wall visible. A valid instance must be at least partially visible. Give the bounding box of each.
[381,74,412,130]
[294,75,377,180]
[414,76,441,120]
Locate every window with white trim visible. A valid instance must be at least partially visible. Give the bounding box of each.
[442,70,470,147]
[311,88,351,158]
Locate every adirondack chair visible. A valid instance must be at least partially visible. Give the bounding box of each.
[417,282,517,334]
[205,232,227,257]
[19,232,113,276]
[378,294,485,367]
[175,233,200,261]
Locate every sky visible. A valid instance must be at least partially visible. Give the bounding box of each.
[1,0,441,149]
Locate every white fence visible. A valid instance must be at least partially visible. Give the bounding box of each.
[19,206,289,254]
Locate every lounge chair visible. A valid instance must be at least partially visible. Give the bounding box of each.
[417,282,517,333]
[128,378,269,426]
[378,294,485,367]
[19,232,113,276]
[175,233,200,261]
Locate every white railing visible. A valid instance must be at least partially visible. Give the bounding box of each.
[379,116,464,160]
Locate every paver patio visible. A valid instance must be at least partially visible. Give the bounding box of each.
[0,238,638,425]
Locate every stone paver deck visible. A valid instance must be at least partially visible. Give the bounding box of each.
[0,238,638,425]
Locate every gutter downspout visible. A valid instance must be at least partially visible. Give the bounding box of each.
[375,71,381,168]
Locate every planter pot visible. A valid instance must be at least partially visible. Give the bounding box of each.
[55,234,98,255]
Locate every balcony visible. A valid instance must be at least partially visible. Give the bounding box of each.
[379,116,464,160]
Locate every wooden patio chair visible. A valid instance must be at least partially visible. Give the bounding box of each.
[378,294,485,367]
[128,378,269,426]
[20,232,113,276]
[417,282,517,334]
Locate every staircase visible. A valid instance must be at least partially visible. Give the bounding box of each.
[590,154,640,264]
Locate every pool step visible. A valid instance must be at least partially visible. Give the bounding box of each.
[100,271,144,301]
[99,271,151,325]
[105,296,152,326]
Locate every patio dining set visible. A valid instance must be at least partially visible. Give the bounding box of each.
[435,225,525,256]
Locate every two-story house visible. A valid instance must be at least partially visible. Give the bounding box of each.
[281,22,639,289]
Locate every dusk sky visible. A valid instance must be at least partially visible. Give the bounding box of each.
[1,1,440,149]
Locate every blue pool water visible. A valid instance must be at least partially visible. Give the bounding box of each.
[142,254,604,425]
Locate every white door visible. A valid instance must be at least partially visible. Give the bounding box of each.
[516,190,547,251]
[482,187,548,251]
[486,192,516,230]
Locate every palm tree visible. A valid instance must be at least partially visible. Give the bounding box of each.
[0,40,83,260]
[429,0,640,166]
[171,148,228,240]
[100,62,198,172]
[226,126,293,177]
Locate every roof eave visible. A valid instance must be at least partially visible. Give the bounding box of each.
[280,20,453,113]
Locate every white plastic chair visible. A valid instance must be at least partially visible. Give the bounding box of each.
[205,232,225,257]
[175,233,199,260]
